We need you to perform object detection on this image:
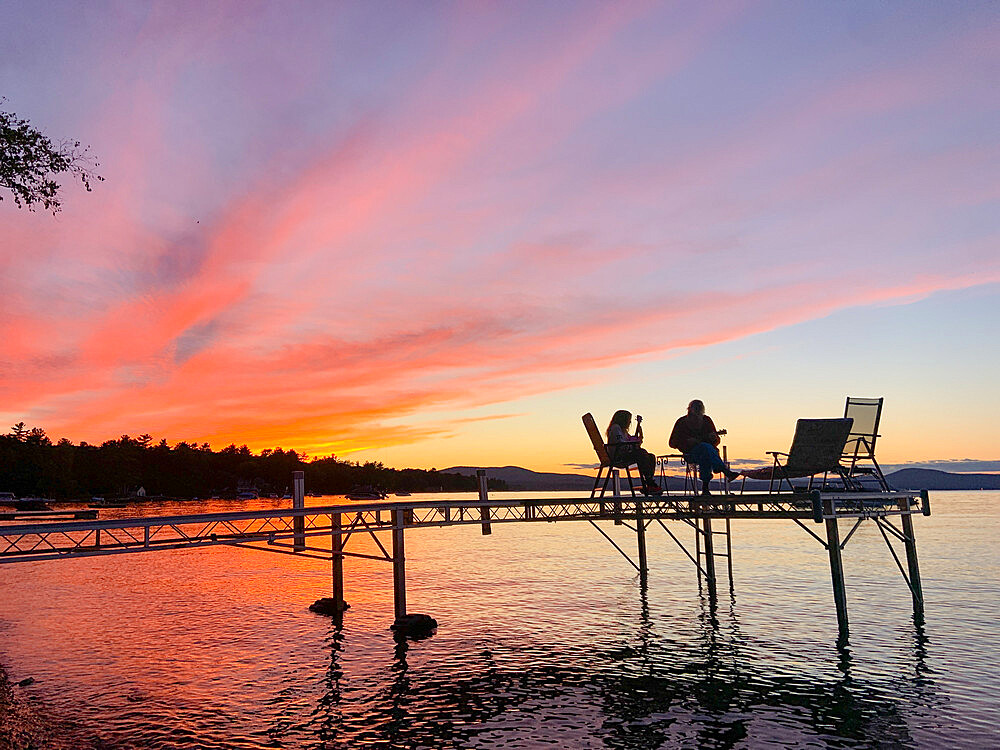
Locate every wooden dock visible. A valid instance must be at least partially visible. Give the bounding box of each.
[0,473,929,637]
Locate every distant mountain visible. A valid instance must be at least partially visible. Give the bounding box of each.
[442,465,691,491]
[885,468,1000,490]
[443,466,594,491]
[445,465,1000,492]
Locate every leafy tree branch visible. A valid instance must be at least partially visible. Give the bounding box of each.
[0,100,103,214]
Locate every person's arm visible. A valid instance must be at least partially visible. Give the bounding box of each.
[609,424,636,444]
[705,416,721,446]
[668,418,688,451]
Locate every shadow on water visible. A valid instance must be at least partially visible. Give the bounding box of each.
[298,594,941,750]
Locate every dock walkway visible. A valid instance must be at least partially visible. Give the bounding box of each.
[0,486,929,636]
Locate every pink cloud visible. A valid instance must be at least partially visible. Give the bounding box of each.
[1,3,997,459]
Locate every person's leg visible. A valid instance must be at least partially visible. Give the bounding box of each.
[686,443,717,481]
[687,442,731,494]
[639,450,659,489]
[700,442,727,472]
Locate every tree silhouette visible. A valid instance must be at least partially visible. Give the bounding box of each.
[0,422,506,499]
[0,101,103,213]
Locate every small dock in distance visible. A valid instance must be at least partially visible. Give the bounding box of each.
[0,508,99,522]
[0,471,930,639]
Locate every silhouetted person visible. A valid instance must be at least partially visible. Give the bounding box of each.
[606,410,661,495]
[669,400,739,495]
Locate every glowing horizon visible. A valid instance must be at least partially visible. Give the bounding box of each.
[2,2,998,473]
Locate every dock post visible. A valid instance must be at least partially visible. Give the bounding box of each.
[477,469,492,535]
[331,512,346,611]
[899,495,924,616]
[823,497,849,634]
[635,496,648,579]
[612,469,623,525]
[391,509,406,619]
[702,517,717,600]
[293,470,305,551]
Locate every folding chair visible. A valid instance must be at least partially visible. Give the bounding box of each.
[842,397,890,490]
[740,418,856,492]
[582,413,642,498]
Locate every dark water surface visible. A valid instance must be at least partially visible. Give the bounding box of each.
[1,491,997,749]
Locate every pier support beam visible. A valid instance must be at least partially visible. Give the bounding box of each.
[635,497,647,580]
[292,470,305,551]
[477,469,491,535]
[612,469,623,525]
[331,512,346,610]
[702,517,718,601]
[309,509,350,616]
[824,498,849,634]
[391,509,406,619]
[899,496,924,617]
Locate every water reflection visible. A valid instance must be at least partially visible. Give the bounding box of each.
[287,594,942,749]
[1,491,993,749]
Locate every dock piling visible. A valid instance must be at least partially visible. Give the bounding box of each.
[899,496,924,615]
[823,497,849,634]
[391,508,407,619]
[702,517,718,601]
[612,469,622,525]
[477,469,491,535]
[292,470,305,551]
[331,512,346,610]
[635,496,647,579]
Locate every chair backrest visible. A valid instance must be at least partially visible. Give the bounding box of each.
[786,418,854,472]
[843,397,883,457]
[582,413,610,466]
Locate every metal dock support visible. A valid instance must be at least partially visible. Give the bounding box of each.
[0,477,931,638]
[391,508,406,619]
[823,496,849,633]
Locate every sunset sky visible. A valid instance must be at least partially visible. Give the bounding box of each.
[2,1,998,474]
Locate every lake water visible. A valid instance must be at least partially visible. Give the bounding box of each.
[1,490,998,749]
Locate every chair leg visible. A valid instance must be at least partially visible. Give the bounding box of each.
[600,466,613,497]
[870,456,889,490]
[591,466,604,499]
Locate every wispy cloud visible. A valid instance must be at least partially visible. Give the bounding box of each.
[1,2,997,457]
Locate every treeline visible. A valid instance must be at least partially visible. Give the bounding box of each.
[0,423,505,499]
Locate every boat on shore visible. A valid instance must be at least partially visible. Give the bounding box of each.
[345,486,387,500]
[394,491,412,497]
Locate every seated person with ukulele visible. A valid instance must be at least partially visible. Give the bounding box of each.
[606,410,662,495]
[668,399,740,496]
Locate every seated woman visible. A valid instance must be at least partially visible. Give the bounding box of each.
[668,399,740,495]
[606,410,662,495]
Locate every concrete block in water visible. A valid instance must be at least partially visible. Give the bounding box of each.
[390,613,437,636]
[309,598,350,615]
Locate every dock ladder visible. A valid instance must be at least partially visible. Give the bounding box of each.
[694,515,733,593]
[695,446,735,594]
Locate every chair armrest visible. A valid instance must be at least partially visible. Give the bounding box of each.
[766,451,789,457]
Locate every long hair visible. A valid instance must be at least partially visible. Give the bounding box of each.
[606,410,632,441]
